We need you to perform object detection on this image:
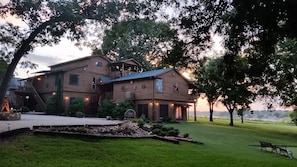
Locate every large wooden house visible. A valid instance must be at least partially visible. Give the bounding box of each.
[15,56,198,121]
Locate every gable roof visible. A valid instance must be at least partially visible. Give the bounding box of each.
[108,68,198,89]
[49,55,111,68]
[111,68,172,82]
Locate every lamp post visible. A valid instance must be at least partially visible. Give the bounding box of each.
[194,98,197,122]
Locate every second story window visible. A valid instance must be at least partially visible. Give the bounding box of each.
[95,61,102,67]
[92,77,96,89]
[155,78,163,93]
[69,74,79,85]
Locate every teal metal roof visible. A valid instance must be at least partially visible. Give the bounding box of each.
[8,78,24,90]
[111,68,171,82]
[100,76,112,83]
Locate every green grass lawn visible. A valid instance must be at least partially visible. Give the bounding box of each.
[0,118,297,167]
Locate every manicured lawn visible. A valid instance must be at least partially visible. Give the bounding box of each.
[0,118,297,167]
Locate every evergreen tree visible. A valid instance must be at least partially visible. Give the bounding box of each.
[55,73,64,115]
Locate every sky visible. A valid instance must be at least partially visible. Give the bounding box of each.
[0,0,290,112]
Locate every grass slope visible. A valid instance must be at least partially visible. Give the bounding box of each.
[0,119,296,167]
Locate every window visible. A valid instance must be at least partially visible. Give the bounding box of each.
[137,104,148,118]
[69,74,79,85]
[92,77,96,89]
[160,104,169,120]
[70,97,76,104]
[155,78,163,93]
[95,61,102,67]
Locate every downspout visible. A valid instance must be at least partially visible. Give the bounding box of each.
[60,71,65,114]
[152,77,155,121]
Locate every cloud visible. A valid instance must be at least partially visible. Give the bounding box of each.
[24,54,64,67]
[33,38,92,63]
[14,38,92,78]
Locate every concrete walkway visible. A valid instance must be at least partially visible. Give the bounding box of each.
[0,113,123,133]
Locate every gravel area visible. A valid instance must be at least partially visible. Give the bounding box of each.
[0,113,123,133]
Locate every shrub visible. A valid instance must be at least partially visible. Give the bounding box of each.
[68,98,85,117]
[137,119,145,129]
[21,106,30,112]
[165,117,172,123]
[152,128,161,135]
[153,124,163,129]
[75,127,88,133]
[112,100,134,120]
[161,126,169,131]
[75,111,84,118]
[183,133,189,138]
[121,127,132,135]
[46,95,58,114]
[173,129,179,136]
[140,113,147,121]
[46,95,65,115]
[159,131,168,136]
[151,124,180,137]
[98,99,115,118]
[168,129,179,137]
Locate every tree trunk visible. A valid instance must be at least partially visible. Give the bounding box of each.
[229,109,234,126]
[209,103,214,122]
[0,54,23,106]
[0,18,61,106]
[241,115,243,123]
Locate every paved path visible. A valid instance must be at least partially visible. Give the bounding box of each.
[0,113,122,133]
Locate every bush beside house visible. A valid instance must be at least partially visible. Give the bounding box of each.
[68,98,85,117]
[98,99,133,120]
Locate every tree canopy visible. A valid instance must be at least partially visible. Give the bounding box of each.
[223,0,297,55]
[195,57,221,122]
[168,0,297,55]
[95,18,179,70]
[196,55,255,126]
[261,38,297,108]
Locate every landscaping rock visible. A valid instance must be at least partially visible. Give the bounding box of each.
[34,121,153,138]
[0,112,21,120]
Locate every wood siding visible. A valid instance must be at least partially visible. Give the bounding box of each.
[33,56,110,108]
[112,70,191,103]
[112,69,192,120]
